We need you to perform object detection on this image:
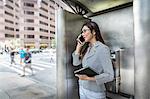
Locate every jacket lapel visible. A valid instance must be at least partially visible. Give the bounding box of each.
[85,42,100,59]
[86,47,96,59]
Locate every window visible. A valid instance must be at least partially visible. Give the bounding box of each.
[50,37,54,39]
[5,34,14,38]
[50,17,55,22]
[24,11,34,15]
[16,34,19,38]
[49,0,55,4]
[5,19,14,24]
[40,35,48,39]
[39,13,48,19]
[8,0,13,3]
[50,31,55,34]
[5,11,14,17]
[15,22,18,25]
[27,35,34,38]
[16,29,19,31]
[50,24,55,28]
[39,28,48,33]
[49,5,55,9]
[39,21,48,26]
[5,5,13,10]
[56,3,59,7]
[50,11,55,15]
[24,19,34,23]
[41,0,48,6]
[15,16,19,19]
[24,3,34,7]
[40,7,48,12]
[5,26,14,31]
[15,3,19,7]
[24,27,34,31]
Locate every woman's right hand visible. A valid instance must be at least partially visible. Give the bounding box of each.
[75,34,85,54]
[75,41,83,55]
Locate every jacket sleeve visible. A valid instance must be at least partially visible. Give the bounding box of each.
[72,51,82,66]
[95,46,114,85]
[25,58,31,63]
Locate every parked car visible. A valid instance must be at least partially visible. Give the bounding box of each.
[42,48,56,54]
[30,48,42,54]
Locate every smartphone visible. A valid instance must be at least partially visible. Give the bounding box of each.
[77,34,85,44]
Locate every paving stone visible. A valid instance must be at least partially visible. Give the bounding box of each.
[0,72,35,91]
[0,72,56,99]
[0,89,10,99]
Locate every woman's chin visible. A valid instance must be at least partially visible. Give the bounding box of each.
[84,39,88,42]
[85,40,90,42]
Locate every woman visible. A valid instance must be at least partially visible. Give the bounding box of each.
[72,21,114,99]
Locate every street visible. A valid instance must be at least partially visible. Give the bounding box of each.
[0,52,57,99]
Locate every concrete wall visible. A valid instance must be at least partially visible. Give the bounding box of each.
[134,0,150,98]
[91,7,134,95]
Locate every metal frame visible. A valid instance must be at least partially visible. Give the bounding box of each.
[62,0,91,15]
[89,2,133,17]
[62,0,133,17]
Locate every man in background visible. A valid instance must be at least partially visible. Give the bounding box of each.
[19,47,25,65]
[10,48,16,66]
[20,48,33,77]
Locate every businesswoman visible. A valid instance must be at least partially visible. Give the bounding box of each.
[72,21,114,99]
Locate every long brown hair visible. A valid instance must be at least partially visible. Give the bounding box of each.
[80,21,105,58]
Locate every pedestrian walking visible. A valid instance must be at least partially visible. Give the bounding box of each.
[10,48,16,66]
[20,48,33,77]
[19,47,25,65]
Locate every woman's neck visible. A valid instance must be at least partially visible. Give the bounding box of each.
[89,38,97,46]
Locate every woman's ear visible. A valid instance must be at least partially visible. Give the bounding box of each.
[92,30,96,35]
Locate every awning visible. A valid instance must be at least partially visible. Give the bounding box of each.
[62,0,133,17]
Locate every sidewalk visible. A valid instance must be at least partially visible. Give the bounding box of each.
[0,72,56,99]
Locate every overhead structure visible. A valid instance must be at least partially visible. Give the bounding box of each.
[62,0,133,17]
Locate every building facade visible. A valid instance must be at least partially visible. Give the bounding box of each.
[0,0,71,49]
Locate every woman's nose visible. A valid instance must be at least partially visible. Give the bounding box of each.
[81,32,84,36]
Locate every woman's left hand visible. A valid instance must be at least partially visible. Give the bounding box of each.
[75,74,95,81]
